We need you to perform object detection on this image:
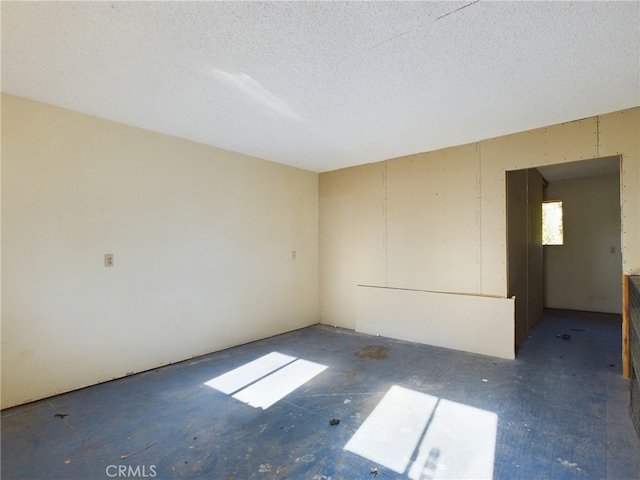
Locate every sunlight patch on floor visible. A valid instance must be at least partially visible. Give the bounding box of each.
[344,385,438,474]
[204,352,296,394]
[345,385,497,479]
[204,352,327,410]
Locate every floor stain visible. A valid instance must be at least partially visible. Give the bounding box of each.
[354,345,390,360]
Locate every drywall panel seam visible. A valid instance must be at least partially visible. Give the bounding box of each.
[357,284,507,299]
[597,115,601,158]
[477,141,483,294]
[383,161,388,287]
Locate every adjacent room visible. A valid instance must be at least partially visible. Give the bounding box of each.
[2,2,639,479]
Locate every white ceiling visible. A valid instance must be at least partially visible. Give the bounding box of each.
[2,1,639,173]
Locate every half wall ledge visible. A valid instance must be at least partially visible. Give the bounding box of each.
[356,285,515,360]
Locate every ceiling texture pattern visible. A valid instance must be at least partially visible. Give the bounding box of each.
[2,1,639,172]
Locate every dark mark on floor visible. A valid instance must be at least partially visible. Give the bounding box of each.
[355,345,390,360]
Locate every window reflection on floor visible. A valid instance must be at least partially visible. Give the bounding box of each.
[204,352,327,410]
[345,385,497,479]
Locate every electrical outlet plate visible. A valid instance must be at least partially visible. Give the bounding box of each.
[104,254,114,267]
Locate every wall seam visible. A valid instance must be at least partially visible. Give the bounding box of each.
[596,115,600,157]
[384,161,388,286]
[477,142,483,294]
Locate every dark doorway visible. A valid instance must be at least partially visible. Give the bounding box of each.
[507,156,622,351]
[506,169,544,348]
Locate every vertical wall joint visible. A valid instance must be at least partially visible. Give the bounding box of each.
[477,142,483,294]
[596,115,600,158]
[383,161,388,286]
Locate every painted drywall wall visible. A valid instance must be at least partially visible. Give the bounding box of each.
[320,108,639,359]
[320,143,517,358]
[544,174,622,314]
[357,286,514,359]
[1,94,319,409]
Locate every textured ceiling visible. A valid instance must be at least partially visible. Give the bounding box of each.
[2,1,639,172]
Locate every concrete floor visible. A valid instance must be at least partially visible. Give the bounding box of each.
[2,309,639,479]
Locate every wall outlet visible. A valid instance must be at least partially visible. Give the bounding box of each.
[104,254,114,267]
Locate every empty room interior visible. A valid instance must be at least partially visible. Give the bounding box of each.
[2,2,640,480]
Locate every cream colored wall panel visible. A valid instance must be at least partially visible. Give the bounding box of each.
[598,109,640,157]
[480,117,600,296]
[319,273,357,329]
[1,94,319,408]
[544,175,622,313]
[599,109,640,275]
[356,286,514,359]
[319,168,359,329]
[321,109,637,360]
[385,146,481,293]
[355,162,387,286]
[319,162,387,328]
[477,160,507,296]
[538,117,598,165]
[480,117,598,171]
[474,138,513,296]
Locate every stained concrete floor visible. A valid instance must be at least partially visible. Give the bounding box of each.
[2,309,639,480]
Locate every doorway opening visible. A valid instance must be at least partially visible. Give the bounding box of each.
[507,156,622,351]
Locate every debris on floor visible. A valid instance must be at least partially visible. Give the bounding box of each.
[295,453,315,463]
[120,441,157,459]
[557,457,585,474]
[555,334,571,340]
[370,466,378,477]
[54,413,69,418]
[329,418,340,425]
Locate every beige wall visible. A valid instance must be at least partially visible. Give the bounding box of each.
[320,108,639,359]
[544,174,622,314]
[1,94,319,409]
[2,94,638,406]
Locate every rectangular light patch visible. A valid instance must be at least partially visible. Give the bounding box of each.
[232,359,327,410]
[344,385,439,474]
[407,399,497,480]
[204,352,295,394]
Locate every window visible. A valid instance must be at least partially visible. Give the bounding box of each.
[542,201,563,245]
